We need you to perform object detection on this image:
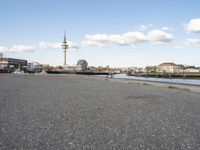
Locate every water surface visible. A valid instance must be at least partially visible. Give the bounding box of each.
[112,74,200,86]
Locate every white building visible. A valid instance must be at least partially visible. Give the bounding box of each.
[157,62,178,73]
[27,62,43,73]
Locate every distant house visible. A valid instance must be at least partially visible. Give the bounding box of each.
[157,62,178,73]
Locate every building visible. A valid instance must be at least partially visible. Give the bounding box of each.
[26,62,43,73]
[63,65,77,71]
[87,66,97,72]
[184,66,199,73]
[119,67,129,73]
[76,59,88,71]
[0,53,3,58]
[128,67,144,73]
[157,62,178,73]
[145,66,157,73]
[0,57,27,72]
[176,64,185,72]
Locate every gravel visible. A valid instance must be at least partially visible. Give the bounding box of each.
[1,74,200,150]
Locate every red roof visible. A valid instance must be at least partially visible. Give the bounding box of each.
[158,62,177,67]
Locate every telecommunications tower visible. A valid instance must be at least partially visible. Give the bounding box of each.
[62,31,69,66]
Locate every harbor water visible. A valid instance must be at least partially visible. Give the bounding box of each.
[108,74,200,86]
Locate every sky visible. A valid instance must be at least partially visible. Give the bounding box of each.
[0,0,200,67]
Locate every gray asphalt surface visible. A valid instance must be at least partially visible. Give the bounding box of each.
[1,74,200,150]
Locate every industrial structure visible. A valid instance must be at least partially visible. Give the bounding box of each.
[61,31,69,66]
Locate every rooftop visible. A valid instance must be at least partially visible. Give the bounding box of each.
[158,62,177,67]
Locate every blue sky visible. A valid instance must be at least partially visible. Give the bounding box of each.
[0,0,200,67]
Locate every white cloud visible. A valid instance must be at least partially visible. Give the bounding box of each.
[185,18,200,33]
[0,45,35,53]
[108,32,148,45]
[174,38,200,48]
[82,32,148,47]
[9,45,35,52]
[173,38,200,48]
[82,40,108,47]
[108,34,122,45]
[138,24,153,31]
[0,46,7,52]
[82,34,109,47]
[85,34,109,43]
[119,32,148,44]
[38,41,79,50]
[82,29,173,47]
[147,30,173,42]
[68,41,79,50]
[138,25,148,31]
[187,38,200,45]
[38,42,62,49]
[161,26,173,31]
[0,41,79,53]
[174,43,185,49]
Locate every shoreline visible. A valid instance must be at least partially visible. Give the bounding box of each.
[117,76,200,87]
[90,75,200,94]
